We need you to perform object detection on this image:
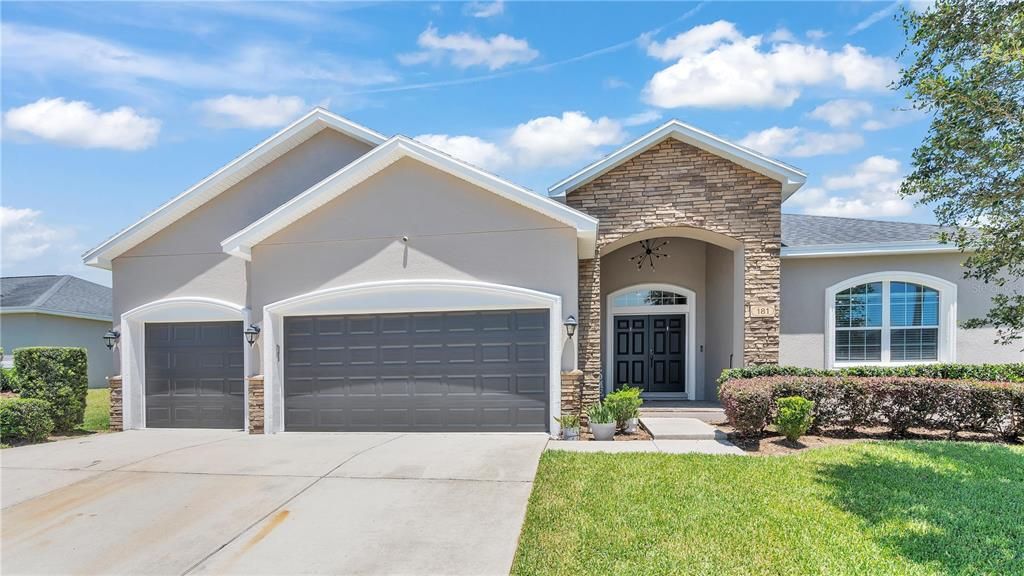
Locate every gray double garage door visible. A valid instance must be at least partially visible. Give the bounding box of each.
[145,309,549,432]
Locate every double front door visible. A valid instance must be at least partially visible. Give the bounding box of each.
[612,314,685,394]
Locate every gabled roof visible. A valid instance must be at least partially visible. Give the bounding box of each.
[221,135,599,260]
[781,213,961,258]
[82,108,388,270]
[0,275,112,321]
[548,119,807,199]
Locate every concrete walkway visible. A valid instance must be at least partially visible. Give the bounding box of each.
[1,429,547,576]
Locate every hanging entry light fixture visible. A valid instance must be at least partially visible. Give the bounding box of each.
[629,239,669,270]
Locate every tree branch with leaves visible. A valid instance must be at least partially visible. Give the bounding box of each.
[897,0,1024,345]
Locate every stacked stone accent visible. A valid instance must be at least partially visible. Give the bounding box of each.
[247,375,265,434]
[559,370,585,414]
[108,375,123,431]
[566,137,783,403]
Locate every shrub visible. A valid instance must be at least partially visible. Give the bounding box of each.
[604,386,643,428]
[719,374,1024,440]
[14,347,89,434]
[1,367,18,393]
[718,363,1024,386]
[0,397,54,443]
[586,402,616,425]
[776,396,814,442]
[719,379,772,436]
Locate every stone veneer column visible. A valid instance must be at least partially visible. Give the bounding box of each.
[559,370,584,415]
[108,375,123,431]
[247,375,264,434]
[576,257,603,410]
[744,244,781,365]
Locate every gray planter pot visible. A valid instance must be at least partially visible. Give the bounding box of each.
[590,422,616,441]
[622,417,639,434]
[562,427,580,441]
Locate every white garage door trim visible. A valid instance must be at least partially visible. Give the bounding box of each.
[120,297,250,430]
[261,279,563,436]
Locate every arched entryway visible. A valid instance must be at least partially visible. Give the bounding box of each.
[596,228,747,402]
[606,284,697,400]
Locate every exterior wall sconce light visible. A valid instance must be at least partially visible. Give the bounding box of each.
[564,315,578,339]
[103,330,120,350]
[243,324,261,347]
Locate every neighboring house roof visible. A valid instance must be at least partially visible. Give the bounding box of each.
[548,120,808,199]
[82,108,388,270]
[221,135,600,260]
[0,275,112,321]
[781,214,961,258]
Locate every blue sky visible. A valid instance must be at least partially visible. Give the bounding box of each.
[1,1,933,286]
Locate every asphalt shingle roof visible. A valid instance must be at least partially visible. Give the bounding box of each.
[0,275,112,319]
[782,214,949,247]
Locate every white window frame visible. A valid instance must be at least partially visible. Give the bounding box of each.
[825,271,957,368]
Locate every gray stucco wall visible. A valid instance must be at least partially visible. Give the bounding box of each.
[110,129,374,373]
[780,253,1023,368]
[0,313,114,388]
[250,157,580,371]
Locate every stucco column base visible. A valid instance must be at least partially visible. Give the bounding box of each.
[107,375,123,431]
[247,375,265,434]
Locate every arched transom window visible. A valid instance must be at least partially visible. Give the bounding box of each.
[612,289,687,307]
[827,273,956,367]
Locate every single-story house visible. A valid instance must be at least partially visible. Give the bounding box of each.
[0,275,114,388]
[82,108,1021,434]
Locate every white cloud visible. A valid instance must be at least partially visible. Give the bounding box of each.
[787,155,912,217]
[643,20,897,109]
[849,1,899,35]
[4,97,160,150]
[199,95,308,128]
[806,29,828,41]
[1,23,397,93]
[0,205,110,285]
[414,133,512,171]
[398,25,538,70]
[768,28,796,43]
[0,207,69,264]
[738,126,863,157]
[621,110,663,127]
[464,1,504,18]
[809,99,874,127]
[603,77,629,90]
[509,111,625,167]
[645,20,742,60]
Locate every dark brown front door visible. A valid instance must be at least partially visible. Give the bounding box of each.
[613,314,685,394]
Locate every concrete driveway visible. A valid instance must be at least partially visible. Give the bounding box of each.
[1,429,547,576]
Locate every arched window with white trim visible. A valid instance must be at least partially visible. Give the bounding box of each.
[826,272,957,367]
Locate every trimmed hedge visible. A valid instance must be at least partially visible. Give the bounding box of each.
[0,397,54,443]
[1,367,18,393]
[720,375,1024,439]
[14,347,89,434]
[718,363,1024,385]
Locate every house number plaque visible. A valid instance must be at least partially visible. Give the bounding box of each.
[748,304,776,317]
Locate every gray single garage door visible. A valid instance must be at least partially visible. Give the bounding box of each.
[284,310,549,432]
[145,321,244,429]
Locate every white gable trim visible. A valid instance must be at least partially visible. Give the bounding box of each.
[0,308,112,323]
[221,136,599,260]
[548,119,807,199]
[82,108,387,270]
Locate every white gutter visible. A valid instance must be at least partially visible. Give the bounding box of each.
[781,240,962,258]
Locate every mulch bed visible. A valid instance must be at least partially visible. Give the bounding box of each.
[561,425,653,442]
[716,421,1020,455]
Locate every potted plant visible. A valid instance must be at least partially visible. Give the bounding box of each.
[605,386,643,434]
[586,402,616,441]
[556,413,581,440]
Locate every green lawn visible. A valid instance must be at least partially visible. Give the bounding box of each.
[512,442,1024,576]
[80,388,110,432]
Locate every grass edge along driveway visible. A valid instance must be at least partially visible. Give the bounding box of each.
[512,441,1024,576]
